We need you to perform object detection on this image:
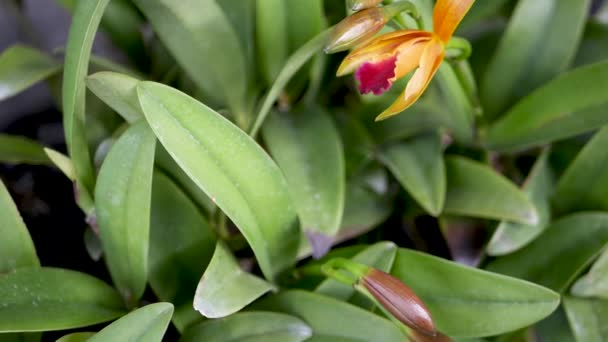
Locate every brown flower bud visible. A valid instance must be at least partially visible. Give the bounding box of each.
[325,7,389,53]
[360,268,436,337]
[348,0,383,11]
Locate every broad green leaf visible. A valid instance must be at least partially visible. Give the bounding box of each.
[481,0,590,118]
[86,72,142,123]
[0,44,59,101]
[0,135,51,166]
[380,133,445,216]
[486,212,608,292]
[563,297,608,342]
[285,0,324,52]
[249,28,331,137]
[253,290,405,341]
[435,64,476,144]
[89,303,173,342]
[533,308,576,342]
[217,0,255,72]
[338,165,393,240]
[56,332,95,342]
[263,106,345,257]
[571,248,608,299]
[133,0,247,115]
[575,22,608,67]
[553,127,608,215]
[149,171,216,331]
[137,81,300,280]
[95,121,156,305]
[457,0,509,31]
[392,249,560,338]
[0,179,39,273]
[315,242,396,306]
[180,312,312,342]
[256,0,288,85]
[485,61,608,151]
[44,148,76,181]
[62,0,109,196]
[0,268,125,332]
[444,156,538,224]
[194,242,274,318]
[487,149,553,256]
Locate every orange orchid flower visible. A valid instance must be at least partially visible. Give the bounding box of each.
[337,0,475,121]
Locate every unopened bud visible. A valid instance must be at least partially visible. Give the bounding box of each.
[325,2,418,53]
[348,0,383,11]
[360,269,436,337]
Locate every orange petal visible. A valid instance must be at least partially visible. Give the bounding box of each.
[337,30,431,76]
[393,37,429,80]
[433,0,475,43]
[376,39,444,121]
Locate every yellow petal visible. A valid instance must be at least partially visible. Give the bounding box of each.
[433,0,475,43]
[337,30,431,76]
[393,37,429,80]
[376,39,444,121]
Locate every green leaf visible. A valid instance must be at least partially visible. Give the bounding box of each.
[485,61,608,151]
[444,156,538,224]
[553,127,608,215]
[486,212,608,292]
[89,303,173,342]
[533,307,576,342]
[563,297,608,342]
[253,290,405,341]
[44,148,76,181]
[256,0,288,85]
[315,242,396,307]
[435,64,476,144]
[487,149,554,256]
[392,249,560,338]
[180,312,312,342]
[62,0,109,196]
[193,242,274,318]
[0,179,39,273]
[263,106,345,257]
[137,81,300,280]
[380,133,445,216]
[457,0,509,31]
[339,164,393,240]
[133,0,247,115]
[86,72,142,123]
[56,332,95,342]
[481,0,590,118]
[571,248,608,299]
[0,268,125,332]
[95,121,156,305]
[0,135,51,166]
[149,171,216,331]
[249,28,331,137]
[0,44,59,101]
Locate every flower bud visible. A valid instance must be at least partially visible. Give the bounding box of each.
[348,0,383,11]
[325,2,419,53]
[360,268,436,337]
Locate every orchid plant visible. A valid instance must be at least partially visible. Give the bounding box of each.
[1,0,608,341]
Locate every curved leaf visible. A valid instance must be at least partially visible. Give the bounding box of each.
[263,106,345,258]
[485,61,608,151]
[180,312,312,342]
[56,332,95,342]
[444,156,538,224]
[44,148,76,181]
[571,248,608,299]
[149,171,216,331]
[194,242,274,318]
[380,133,445,216]
[137,81,300,280]
[486,212,608,292]
[553,127,608,215]
[0,134,51,166]
[95,121,156,304]
[392,249,560,338]
[133,0,247,114]
[256,0,288,85]
[89,303,173,342]
[253,290,405,341]
[86,71,142,123]
[62,0,109,195]
[0,268,125,332]
[0,179,39,273]
[0,44,59,101]
[487,149,553,256]
[563,297,608,342]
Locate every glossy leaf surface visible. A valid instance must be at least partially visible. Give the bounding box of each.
[0,135,51,166]
[563,297,608,342]
[0,44,59,101]
[89,303,173,342]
